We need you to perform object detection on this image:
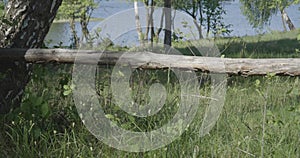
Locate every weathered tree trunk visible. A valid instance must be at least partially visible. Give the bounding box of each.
[134,0,143,46]
[164,0,172,50]
[2,49,300,76]
[0,0,62,114]
[280,9,296,31]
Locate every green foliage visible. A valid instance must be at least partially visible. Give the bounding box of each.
[0,1,4,16]
[240,0,277,29]
[1,65,300,157]
[63,83,75,96]
[56,0,98,48]
[240,0,300,29]
[173,0,232,38]
[1,32,300,157]
[215,29,300,58]
[1,64,79,143]
[173,29,300,58]
[56,0,97,20]
[203,0,232,37]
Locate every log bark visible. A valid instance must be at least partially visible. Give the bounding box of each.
[1,48,300,76]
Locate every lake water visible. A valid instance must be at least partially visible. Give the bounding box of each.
[45,0,300,47]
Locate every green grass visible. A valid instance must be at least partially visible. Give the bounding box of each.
[0,1,4,17]
[1,30,300,157]
[174,29,300,58]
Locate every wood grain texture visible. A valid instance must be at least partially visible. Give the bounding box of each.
[1,48,300,76]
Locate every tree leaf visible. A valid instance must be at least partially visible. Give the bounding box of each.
[63,85,69,90]
[34,96,43,106]
[63,90,71,96]
[41,103,49,117]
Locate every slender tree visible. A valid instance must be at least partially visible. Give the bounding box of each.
[276,0,297,30]
[173,0,230,39]
[0,0,62,114]
[134,0,144,45]
[240,0,299,31]
[133,0,164,45]
[164,0,172,49]
[173,0,204,39]
[56,0,97,48]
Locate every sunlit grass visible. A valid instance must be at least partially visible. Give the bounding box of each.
[1,30,300,157]
[174,29,300,58]
[1,64,299,157]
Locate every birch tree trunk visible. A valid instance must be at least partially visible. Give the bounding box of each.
[280,9,296,31]
[144,3,150,42]
[134,1,143,45]
[280,11,287,31]
[0,0,62,114]
[193,18,203,39]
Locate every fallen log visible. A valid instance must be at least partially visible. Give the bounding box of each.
[1,48,300,76]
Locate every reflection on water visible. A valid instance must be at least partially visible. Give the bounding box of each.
[45,22,70,47]
[45,0,300,47]
[45,21,99,48]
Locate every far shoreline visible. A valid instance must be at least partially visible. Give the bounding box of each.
[53,17,104,23]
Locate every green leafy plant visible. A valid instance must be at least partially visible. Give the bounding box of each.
[63,84,75,96]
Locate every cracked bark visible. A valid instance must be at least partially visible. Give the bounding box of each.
[0,0,62,114]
